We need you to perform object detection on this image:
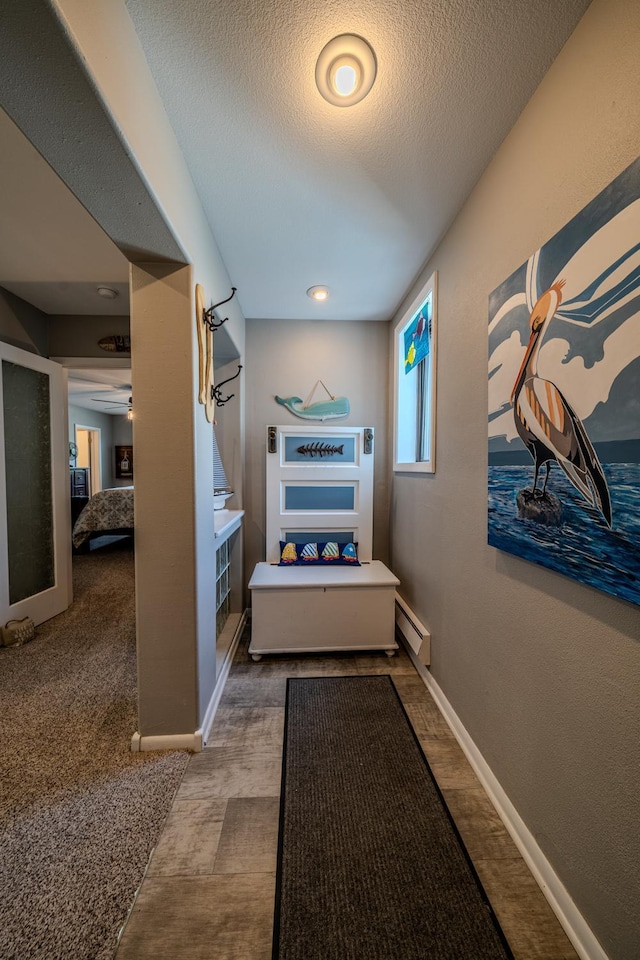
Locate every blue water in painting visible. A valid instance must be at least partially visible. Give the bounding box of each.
[488,464,640,605]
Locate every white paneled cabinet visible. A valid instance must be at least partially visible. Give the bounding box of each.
[248,560,399,659]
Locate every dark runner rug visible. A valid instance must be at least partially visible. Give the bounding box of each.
[273,675,513,960]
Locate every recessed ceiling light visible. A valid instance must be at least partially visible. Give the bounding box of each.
[307,285,329,301]
[97,286,118,299]
[316,34,377,107]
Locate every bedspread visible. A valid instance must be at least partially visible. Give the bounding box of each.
[72,487,134,548]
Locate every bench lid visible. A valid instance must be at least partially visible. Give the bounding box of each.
[248,559,399,590]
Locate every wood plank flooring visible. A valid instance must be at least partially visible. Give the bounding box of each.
[115,631,579,960]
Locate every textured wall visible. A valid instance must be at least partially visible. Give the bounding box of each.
[0,287,48,356]
[48,315,131,358]
[389,2,640,957]
[21,0,248,736]
[244,319,390,586]
[131,262,207,736]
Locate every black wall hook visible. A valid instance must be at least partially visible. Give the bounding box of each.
[203,287,237,332]
[212,364,243,407]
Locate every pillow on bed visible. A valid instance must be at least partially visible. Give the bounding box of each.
[278,541,360,566]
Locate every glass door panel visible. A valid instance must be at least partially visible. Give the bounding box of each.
[2,360,55,603]
[0,344,71,625]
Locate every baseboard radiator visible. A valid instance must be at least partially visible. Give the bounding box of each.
[395,593,430,665]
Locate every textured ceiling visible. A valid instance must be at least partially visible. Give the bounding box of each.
[0,1,591,322]
[126,0,591,321]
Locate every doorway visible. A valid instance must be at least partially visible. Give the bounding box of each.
[75,426,102,496]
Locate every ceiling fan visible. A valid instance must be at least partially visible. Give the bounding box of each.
[91,395,133,418]
[90,395,131,405]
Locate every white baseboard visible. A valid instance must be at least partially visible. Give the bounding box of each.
[200,610,246,747]
[131,610,247,754]
[400,643,609,960]
[395,592,430,664]
[130,731,203,752]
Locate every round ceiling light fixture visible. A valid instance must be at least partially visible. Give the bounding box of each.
[97,286,118,299]
[315,34,377,107]
[307,285,330,302]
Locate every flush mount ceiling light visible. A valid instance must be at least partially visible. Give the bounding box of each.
[96,286,118,299]
[307,285,330,301]
[315,34,377,107]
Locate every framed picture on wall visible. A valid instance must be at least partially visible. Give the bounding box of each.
[115,445,133,480]
[488,155,640,605]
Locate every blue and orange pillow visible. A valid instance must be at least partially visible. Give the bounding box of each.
[278,541,360,566]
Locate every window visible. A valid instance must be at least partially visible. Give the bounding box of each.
[393,272,437,473]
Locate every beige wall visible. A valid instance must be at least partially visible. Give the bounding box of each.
[244,319,390,587]
[390,1,640,957]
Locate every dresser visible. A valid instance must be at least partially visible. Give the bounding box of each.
[70,467,89,498]
[70,468,90,536]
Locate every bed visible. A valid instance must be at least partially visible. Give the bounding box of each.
[72,486,134,549]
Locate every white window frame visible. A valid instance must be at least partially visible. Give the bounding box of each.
[392,271,438,473]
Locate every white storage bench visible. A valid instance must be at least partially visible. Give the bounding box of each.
[248,560,400,659]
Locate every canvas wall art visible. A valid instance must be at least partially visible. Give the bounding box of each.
[488,156,640,605]
[115,445,133,480]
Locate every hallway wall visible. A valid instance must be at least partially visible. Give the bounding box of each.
[244,319,390,584]
[389,2,640,957]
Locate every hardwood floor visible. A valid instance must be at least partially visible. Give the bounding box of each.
[115,631,578,960]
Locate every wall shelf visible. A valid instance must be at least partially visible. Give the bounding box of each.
[214,509,244,543]
[214,509,244,659]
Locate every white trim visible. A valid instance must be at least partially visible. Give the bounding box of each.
[0,344,72,626]
[399,643,610,960]
[74,424,102,495]
[130,731,202,752]
[266,425,374,562]
[130,610,247,754]
[392,271,438,473]
[51,356,131,370]
[200,610,246,746]
[214,509,244,542]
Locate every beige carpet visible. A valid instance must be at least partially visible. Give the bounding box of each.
[0,539,189,960]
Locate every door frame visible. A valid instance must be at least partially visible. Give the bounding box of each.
[75,424,102,496]
[55,354,132,497]
[0,343,72,625]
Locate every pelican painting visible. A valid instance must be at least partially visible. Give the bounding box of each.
[511,279,612,527]
[488,155,640,605]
